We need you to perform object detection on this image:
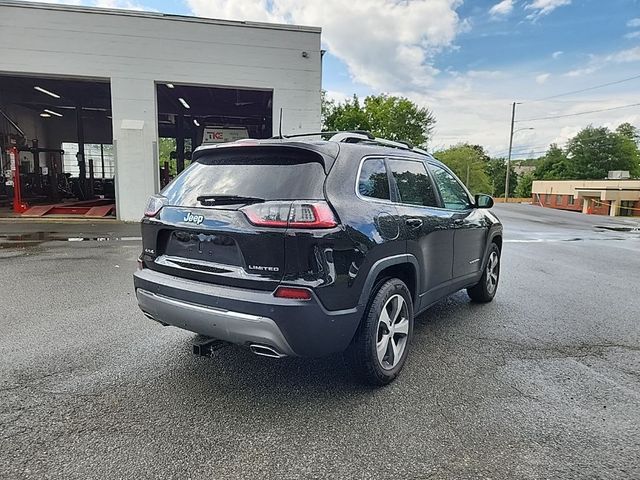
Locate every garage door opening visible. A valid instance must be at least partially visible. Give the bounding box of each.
[156,83,272,186]
[0,73,115,217]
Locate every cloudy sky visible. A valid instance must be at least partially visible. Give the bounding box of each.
[27,0,640,157]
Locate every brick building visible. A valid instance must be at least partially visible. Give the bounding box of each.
[531,179,640,217]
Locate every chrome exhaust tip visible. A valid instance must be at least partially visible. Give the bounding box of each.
[249,344,287,359]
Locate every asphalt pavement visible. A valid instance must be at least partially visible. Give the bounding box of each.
[1,204,639,479]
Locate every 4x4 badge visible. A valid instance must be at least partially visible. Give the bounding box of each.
[183,212,204,225]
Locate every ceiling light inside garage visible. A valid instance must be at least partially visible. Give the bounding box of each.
[166,83,175,89]
[44,109,63,117]
[178,97,190,109]
[193,119,200,127]
[39,112,51,118]
[34,86,61,99]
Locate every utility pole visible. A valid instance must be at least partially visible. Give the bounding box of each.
[505,101,516,202]
[466,163,470,187]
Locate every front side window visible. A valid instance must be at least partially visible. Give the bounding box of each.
[387,159,438,207]
[358,158,390,200]
[428,163,472,210]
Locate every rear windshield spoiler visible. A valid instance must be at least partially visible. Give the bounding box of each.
[192,143,339,173]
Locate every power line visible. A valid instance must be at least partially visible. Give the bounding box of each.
[527,73,640,102]
[516,102,640,123]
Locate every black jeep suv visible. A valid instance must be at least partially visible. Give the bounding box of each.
[134,133,502,385]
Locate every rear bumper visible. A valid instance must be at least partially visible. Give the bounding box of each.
[133,268,362,357]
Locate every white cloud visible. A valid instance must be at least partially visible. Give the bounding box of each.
[625,31,640,39]
[186,0,466,92]
[489,0,513,18]
[564,66,598,77]
[536,73,550,84]
[552,50,563,59]
[564,46,640,77]
[467,70,505,79]
[422,68,640,157]
[525,0,571,20]
[324,90,350,105]
[627,18,640,28]
[608,46,640,63]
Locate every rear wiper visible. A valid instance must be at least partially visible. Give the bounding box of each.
[197,195,265,206]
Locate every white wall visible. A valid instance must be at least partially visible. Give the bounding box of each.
[0,2,322,220]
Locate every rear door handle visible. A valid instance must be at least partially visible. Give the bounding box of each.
[454,218,464,225]
[406,218,423,228]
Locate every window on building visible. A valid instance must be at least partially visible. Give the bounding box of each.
[555,195,562,205]
[568,195,575,205]
[62,143,115,179]
[358,158,390,200]
[620,201,635,217]
[388,159,439,207]
[545,194,550,204]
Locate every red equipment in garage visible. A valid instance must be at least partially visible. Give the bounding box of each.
[8,146,28,214]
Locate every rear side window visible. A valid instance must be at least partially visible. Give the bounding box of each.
[387,159,438,207]
[161,148,326,206]
[358,158,390,200]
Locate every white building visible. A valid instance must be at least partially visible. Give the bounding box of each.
[0,1,322,220]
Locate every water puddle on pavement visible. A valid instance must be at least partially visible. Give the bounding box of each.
[594,225,640,233]
[0,232,141,249]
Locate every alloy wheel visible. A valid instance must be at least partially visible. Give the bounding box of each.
[486,251,499,295]
[376,294,409,370]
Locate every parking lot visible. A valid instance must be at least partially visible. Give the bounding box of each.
[1,203,639,479]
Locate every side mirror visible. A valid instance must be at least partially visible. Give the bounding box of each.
[475,194,494,209]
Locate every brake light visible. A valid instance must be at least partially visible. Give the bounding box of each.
[274,286,312,300]
[144,195,167,217]
[241,201,337,229]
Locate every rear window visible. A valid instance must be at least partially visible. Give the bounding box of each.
[161,148,326,206]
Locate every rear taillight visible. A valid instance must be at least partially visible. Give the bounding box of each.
[144,195,167,217]
[241,201,337,229]
[274,286,312,300]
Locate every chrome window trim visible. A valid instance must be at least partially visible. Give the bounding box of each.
[354,155,395,205]
[355,154,448,209]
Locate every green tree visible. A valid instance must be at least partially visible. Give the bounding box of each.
[515,172,534,198]
[485,158,518,197]
[616,122,639,143]
[534,144,570,180]
[565,125,640,179]
[159,137,176,175]
[324,94,436,147]
[434,144,492,194]
[323,94,370,133]
[320,90,336,130]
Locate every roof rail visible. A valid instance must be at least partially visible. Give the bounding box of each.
[271,129,429,156]
[329,133,429,157]
[274,130,374,140]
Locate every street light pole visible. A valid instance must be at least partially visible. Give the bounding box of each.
[505,102,516,202]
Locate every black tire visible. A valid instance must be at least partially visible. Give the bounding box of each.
[346,278,414,386]
[467,242,501,303]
